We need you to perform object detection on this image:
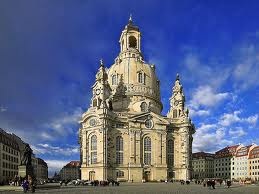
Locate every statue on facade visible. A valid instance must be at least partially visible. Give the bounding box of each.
[20,143,32,166]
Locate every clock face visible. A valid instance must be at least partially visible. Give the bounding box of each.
[174,100,179,106]
[95,89,101,95]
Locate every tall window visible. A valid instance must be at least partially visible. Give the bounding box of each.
[167,140,174,166]
[144,137,151,165]
[138,72,146,84]
[112,75,117,85]
[140,102,148,112]
[116,136,123,164]
[90,135,97,164]
[173,110,177,118]
[129,36,137,48]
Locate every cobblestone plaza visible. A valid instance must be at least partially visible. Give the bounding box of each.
[1,183,259,194]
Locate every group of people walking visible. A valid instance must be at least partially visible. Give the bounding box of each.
[202,179,232,189]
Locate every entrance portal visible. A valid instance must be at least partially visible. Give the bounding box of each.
[89,171,95,181]
[143,171,151,182]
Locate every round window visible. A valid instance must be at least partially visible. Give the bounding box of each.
[89,119,96,127]
[145,119,153,129]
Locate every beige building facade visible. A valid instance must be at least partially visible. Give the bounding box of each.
[79,18,195,182]
[60,161,80,181]
[249,146,259,181]
[0,129,20,184]
[192,152,214,179]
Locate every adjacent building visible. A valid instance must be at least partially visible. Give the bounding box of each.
[192,152,215,179]
[248,145,259,181]
[0,129,20,184]
[0,128,48,184]
[214,145,242,179]
[36,158,48,181]
[79,17,195,182]
[60,161,80,181]
[232,144,256,181]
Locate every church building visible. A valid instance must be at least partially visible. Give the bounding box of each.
[79,17,195,182]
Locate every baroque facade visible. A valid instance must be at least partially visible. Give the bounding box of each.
[79,18,195,182]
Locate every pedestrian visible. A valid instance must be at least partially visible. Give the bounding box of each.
[211,180,215,189]
[22,179,29,193]
[227,180,231,188]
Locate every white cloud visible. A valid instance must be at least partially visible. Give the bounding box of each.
[219,110,258,126]
[229,127,247,138]
[189,85,230,109]
[189,108,210,117]
[32,143,79,156]
[219,110,241,126]
[193,123,233,153]
[47,107,82,134]
[182,53,230,89]
[232,44,259,90]
[0,106,7,112]
[246,115,258,125]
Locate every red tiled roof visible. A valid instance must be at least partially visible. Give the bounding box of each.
[65,161,80,167]
[215,145,240,158]
[249,146,259,159]
[192,152,215,159]
[235,145,251,157]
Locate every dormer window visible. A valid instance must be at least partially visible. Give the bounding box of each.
[138,72,146,84]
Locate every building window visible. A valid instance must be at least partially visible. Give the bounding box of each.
[167,139,174,166]
[173,110,177,118]
[116,170,124,178]
[116,136,123,164]
[140,102,148,112]
[144,137,151,165]
[145,119,153,129]
[138,72,146,84]
[112,75,117,85]
[129,36,137,48]
[90,135,97,164]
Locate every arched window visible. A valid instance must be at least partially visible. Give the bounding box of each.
[90,135,97,164]
[112,75,117,85]
[167,140,174,166]
[140,102,148,112]
[116,136,123,164]
[173,109,177,118]
[129,36,137,48]
[138,72,146,84]
[144,137,151,165]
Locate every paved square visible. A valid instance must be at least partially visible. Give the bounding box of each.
[2,182,259,194]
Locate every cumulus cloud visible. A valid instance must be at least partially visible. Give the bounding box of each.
[182,53,230,89]
[189,108,210,117]
[189,85,230,109]
[44,107,83,137]
[219,110,258,126]
[229,127,247,138]
[32,143,79,156]
[232,44,259,90]
[193,123,233,152]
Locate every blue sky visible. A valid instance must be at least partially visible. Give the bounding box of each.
[0,0,258,175]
